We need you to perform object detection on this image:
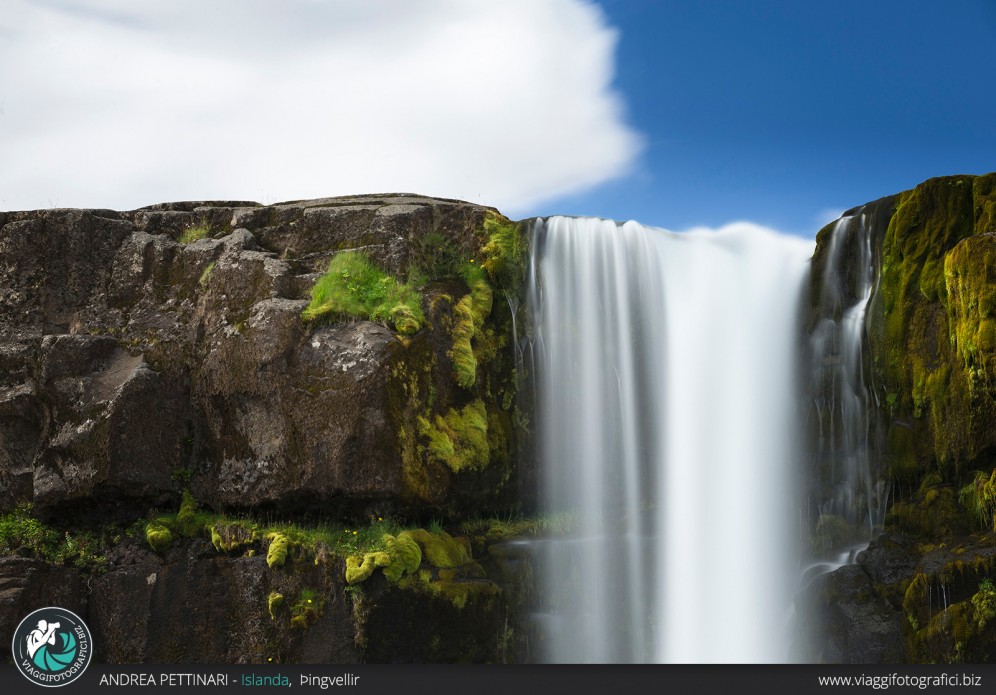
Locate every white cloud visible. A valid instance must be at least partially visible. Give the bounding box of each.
[0,0,642,213]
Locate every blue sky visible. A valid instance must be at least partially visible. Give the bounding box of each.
[544,0,996,236]
[2,1,994,238]
[556,0,996,235]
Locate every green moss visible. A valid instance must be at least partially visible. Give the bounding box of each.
[345,551,391,584]
[974,173,996,234]
[886,481,968,538]
[344,531,424,585]
[198,261,215,288]
[145,523,172,554]
[903,572,930,630]
[266,532,290,568]
[479,212,525,292]
[176,490,207,537]
[302,251,425,334]
[179,223,210,244]
[210,522,256,553]
[875,175,996,476]
[386,532,422,575]
[417,399,489,473]
[972,579,996,630]
[885,423,919,481]
[0,506,108,572]
[458,512,578,540]
[267,592,284,621]
[427,579,500,610]
[958,469,996,530]
[447,265,494,389]
[448,295,478,389]
[404,529,472,568]
[289,588,323,630]
[909,577,996,662]
[412,230,465,280]
[945,235,996,385]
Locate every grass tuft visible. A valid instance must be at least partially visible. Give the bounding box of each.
[179,223,211,244]
[302,251,425,334]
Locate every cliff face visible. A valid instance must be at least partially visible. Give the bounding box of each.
[0,195,534,663]
[0,195,524,519]
[8,176,996,665]
[801,173,996,663]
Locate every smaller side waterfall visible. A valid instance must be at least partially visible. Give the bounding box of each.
[807,212,887,538]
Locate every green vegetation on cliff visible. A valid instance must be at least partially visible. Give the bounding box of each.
[877,174,996,476]
[479,212,526,292]
[303,251,425,334]
[418,399,490,474]
[448,264,494,389]
[179,223,211,244]
[0,505,107,572]
[344,528,499,610]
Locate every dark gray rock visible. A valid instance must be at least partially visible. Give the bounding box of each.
[0,195,516,520]
[795,564,904,663]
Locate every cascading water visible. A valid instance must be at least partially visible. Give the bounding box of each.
[527,216,813,663]
[808,212,887,537]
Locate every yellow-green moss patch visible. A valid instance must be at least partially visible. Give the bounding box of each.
[404,529,472,568]
[145,523,172,554]
[267,591,284,621]
[479,212,525,291]
[266,532,290,568]
[302,251,424,334]
[945,234,996,386]
[345,551,391,584]
[417,399,489,474]
[447,265,494,389]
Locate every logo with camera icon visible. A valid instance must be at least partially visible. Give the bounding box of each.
[12,607,92,687]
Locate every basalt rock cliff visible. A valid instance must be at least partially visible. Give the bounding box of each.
[0,195,536,663]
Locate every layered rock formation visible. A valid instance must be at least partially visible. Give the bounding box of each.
[0,195,525,519]
[0,195,533,663]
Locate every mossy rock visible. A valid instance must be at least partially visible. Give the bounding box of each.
[210,522,256,554]
[176,490,203,536]
[267,592,284,621]
[908,581,996,663]
[447,268,493,390]
[874,174,996,479]
[417,400,489,474]
[385,533,422,576]
[479,212,526,292]
[266,532,290,568]
[403,529,473,568]
[885,481,970,539]
[945,234,996,385]
[427,579,501,610]
[145,523,172,553]
[345,551,391,585]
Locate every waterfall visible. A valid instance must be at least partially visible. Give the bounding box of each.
[527,216,813,663]
[808,212,887,536]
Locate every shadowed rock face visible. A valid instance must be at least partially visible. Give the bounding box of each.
[0,195,520,522]
[800,173,996,663]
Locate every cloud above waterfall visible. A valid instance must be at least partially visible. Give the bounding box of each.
[0,0,643,213]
